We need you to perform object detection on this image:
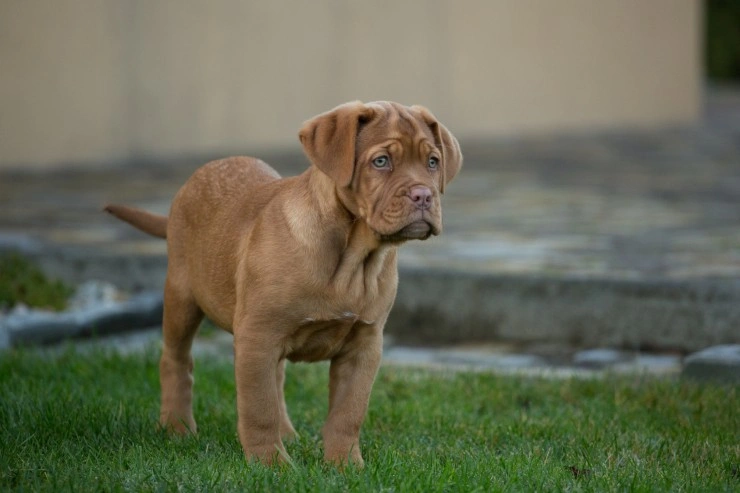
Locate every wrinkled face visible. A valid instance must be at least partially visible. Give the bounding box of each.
[349,103,443,241]
[299,100,462,244]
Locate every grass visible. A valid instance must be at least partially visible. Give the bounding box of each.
[0,346,737,492]
[0,253,73,311]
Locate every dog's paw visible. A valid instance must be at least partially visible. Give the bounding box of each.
[159,414,197,435]
[244,443,291,466]
[280,420,298,441]
[324,446,364,469]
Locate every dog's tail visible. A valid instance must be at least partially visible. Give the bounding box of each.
[104,204,168,239]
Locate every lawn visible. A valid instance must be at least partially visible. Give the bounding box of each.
[0,345,737,492]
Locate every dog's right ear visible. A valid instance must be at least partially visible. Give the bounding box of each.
[299,101,375,188]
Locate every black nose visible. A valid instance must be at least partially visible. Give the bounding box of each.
[408,186,433,209]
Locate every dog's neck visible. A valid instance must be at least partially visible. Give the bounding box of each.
[290,168,397,295]
[302,167,356,223]
[303,166,384,249]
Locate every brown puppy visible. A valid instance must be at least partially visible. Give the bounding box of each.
[105,101,462,466]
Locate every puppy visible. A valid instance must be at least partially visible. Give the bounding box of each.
[105,101,462,466]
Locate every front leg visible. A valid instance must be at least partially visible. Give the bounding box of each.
[276,358,297,441]
[323,324,383,467]
[233,331,287,464]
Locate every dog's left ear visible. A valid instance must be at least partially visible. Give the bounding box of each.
[412,105,463,194]
[299,101,376,187]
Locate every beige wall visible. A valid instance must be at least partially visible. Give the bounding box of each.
[0,0,701,170]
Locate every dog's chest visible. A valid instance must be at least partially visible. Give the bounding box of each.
[284,312,373,363]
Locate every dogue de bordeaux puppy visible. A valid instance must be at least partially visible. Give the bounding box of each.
[105,101,462,466]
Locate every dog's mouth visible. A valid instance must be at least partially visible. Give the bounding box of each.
[380,220,438,242]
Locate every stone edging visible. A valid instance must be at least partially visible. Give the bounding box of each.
[0,291,163,349]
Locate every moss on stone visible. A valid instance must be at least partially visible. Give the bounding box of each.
[0,253,73,311]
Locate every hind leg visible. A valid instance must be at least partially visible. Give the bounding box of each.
[159,278,203,434]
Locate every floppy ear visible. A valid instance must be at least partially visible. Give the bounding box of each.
[298,101,375,187]
[411,105,463,193]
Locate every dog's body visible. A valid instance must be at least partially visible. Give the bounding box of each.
[105,101,461,466]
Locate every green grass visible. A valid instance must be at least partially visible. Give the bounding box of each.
[0,253,73,311]
[0,346,737,492]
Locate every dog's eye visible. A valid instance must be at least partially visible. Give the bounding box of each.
[372,156,390,169]
[428,157,440,169]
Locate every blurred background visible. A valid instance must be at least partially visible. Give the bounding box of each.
[0,0,708,169]
[1,0,739,358]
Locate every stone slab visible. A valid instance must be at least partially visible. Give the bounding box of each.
[390,269,740,353]
[2,245,739,352]
[1,291,163,349]
[682,345,740,384]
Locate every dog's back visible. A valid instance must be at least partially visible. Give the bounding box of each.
[165,156,284,328]
[169,156,281,242]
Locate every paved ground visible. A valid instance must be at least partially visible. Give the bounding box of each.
[2,87,740,370]
[2,88,740,279]
[55,325,685,379]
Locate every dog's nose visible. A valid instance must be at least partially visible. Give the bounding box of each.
[408,186,433,209]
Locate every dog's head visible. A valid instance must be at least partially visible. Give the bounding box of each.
[299,101,462,242]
